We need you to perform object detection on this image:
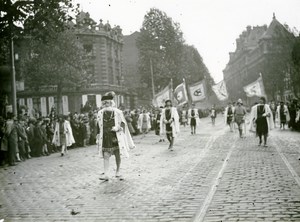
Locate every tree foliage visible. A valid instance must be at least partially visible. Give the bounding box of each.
[137,8,214,100]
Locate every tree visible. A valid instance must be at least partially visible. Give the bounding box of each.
[22,30,88,114]
[136,8,184,98]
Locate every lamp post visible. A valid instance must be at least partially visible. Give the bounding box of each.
[11,37,17,116]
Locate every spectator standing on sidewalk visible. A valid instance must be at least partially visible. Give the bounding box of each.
[5,112,18,166]
[97,93,135,181]
[250,97,274,147]
[160,100,180,151]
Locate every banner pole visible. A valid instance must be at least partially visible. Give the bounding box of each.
[170,78,174,104]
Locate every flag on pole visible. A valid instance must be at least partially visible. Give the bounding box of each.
[174,79,189,106]
[243,75,266,97]
[153,83,172,107]
[188,80,206,102]
[212,80,228,101]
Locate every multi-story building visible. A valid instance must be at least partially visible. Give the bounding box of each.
[223,14,296,104]
[17,12,137,116]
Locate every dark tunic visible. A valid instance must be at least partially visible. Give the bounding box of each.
[102,111,118,154]
[279,105,287,124]
[165,109,173,134]
[256,105,268,136]
[155,113,161,136]
[226,107,233,125]
[190,110,196,126]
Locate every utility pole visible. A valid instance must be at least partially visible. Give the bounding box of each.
[150,58,155,99]
[11,37,17,116]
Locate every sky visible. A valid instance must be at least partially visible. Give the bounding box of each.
[74,0,300,83]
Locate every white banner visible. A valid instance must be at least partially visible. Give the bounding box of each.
[243,75,266,97]
[19,98,25,106]
[62,95,69,115]
[27,98,33,117]
[40,97,47,117]
[174,81,188,106]
[153,84,172,107]
[212,80,229,101]
[189,81,206,102]
[96,94,102,108]
[82,94,88,106]
[48,97,54,113]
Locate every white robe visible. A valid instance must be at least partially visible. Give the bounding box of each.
[249,104,274,133]
[160,107,180,137]
[137,113,151,130]
[97,107,135,158]
[187,108,200,125]
[276,105,290,124]
[52,120,75,147]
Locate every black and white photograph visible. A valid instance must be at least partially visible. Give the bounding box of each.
[0,0,300,221]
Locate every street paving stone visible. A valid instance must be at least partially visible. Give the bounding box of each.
[0,117,299,222]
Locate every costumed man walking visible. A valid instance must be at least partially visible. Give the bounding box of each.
[210,105,217,126]
[52,115,75,156]
[188,103,199,135]
[276,101,290,130]
[234,99,247,138]
[160,100,180,151]
[250,97,274,147]
[224,102,235,132]
[154,107,164,142]
[97,92,135,181]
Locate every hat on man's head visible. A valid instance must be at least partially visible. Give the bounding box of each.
[165,99,172,104]
[101,95,113,101]
[237,98,243,104]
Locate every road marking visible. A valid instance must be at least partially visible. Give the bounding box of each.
[192,137,237,222]
[273,138,300,188]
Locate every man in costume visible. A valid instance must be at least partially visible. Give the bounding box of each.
[160,100,180,151]
[250,97,274,147]
[154,107,164,142]
[52,115,75,156]
[224,102,235,132]
[234,99,247,138]
[210,105,217,126]
[97,92,135,181]
[276,101,290,130]
[188,103,199,135]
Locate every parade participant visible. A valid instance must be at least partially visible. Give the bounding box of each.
[270,100,277,127]
[250,97,274,147]
[160,100,180,151]
[210,105,217,126]
[97,93,135,181]
[234,99,247,138]
[188,103,199,134]
[181,106,188,127]
[224,102,235,132]
[138,110,151,134]
[276,101,290,130]
[52,115,75,156]
[154,107,164,142]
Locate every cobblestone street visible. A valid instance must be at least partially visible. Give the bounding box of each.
[1,117,300,222]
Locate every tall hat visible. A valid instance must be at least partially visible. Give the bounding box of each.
[101,91,115,101]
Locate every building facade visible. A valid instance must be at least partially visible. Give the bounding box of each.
[223,14,296,104]
[17,12,137,117]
